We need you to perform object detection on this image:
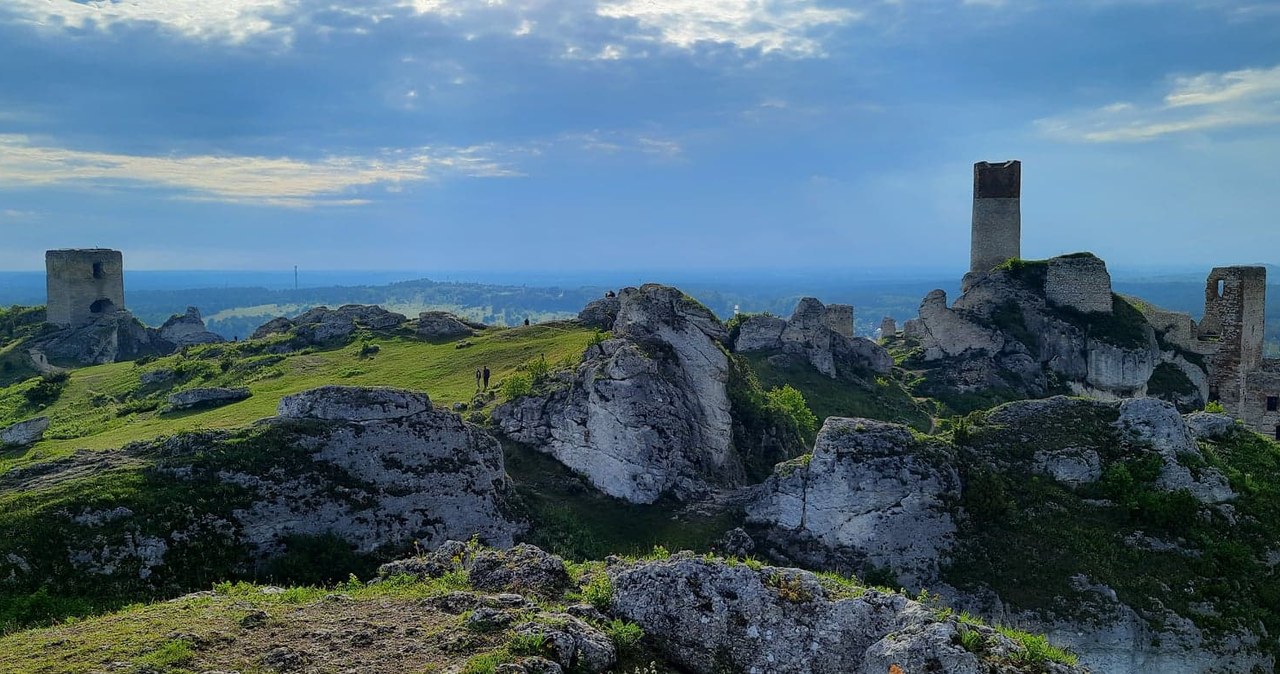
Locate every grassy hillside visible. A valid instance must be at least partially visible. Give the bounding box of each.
[1,322,595,474]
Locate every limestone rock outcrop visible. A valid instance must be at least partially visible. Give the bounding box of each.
[902,254,1194,407]
[576,296,620,330]
[732,298,892,378]
[416,311,479,340]
[277,386,430,422]
[166,387,251,411]
[0,416,49,448]
[250,305,407,344]
[493,284,741,504]
[158,307,224,347]
[1115,398,1235,504]
[31,311,174,366]
[746,418,960,587]
[608,554,1087,674]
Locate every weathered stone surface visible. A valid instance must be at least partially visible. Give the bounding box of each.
[417,311,475,340]
[577,296,621,331]
[1045,254,1113,314]
[916,289,1004,360]
[166,387,251,411]
[1185,412,1237,440]
[45,248,126,328]
[250,305,407,344]
[469,544,571,597]
[33,310,175,366]
[609,554,1084,674]
[1115,398,1235,504]
[513,614,616,673]
[277,386,431,422]
[732,298,891,378]
[0,416,49,448]
[494,284,742,504]
[158,307,224,347]
[1032,447,1102,486]
[747,417,959,587]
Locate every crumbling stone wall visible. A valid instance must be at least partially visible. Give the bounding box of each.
[1241,363,1280,439]
[1200,266,1266,415]
[822,304,854,339]
[45,249,125,327]
[879,317,897,338]
[970,160,1021,274]
[1045,254,1113,314]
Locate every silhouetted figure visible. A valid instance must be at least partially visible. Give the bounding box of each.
[605,290,616,298]
[483,366,491,390]
[475,368,483,391]
[524,317,530,326]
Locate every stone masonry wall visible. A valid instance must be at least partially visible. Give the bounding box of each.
[823,304,854,339]
[1201,266,1266,417]
[970,160,1021,273]
[1045,254,1113,314]
[45,249,126,327]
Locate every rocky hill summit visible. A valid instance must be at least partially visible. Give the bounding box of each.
[898,253,1207,413]
[0,542,1086,674]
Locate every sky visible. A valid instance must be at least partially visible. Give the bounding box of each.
[0,0,1278,273]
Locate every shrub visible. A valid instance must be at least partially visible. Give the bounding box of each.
[507,632,547,656]
[605,619,645,652]
[582,573,614,610]
[500,373,533,401]
[526,354,551,384]
[1205,400,1226,414]
[22,371,70,407]
[766,385,818,439]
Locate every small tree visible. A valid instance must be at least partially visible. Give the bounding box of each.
[766,385,818,439]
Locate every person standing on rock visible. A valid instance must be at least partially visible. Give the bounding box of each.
[483,366,491,390]
[475,368,483,391]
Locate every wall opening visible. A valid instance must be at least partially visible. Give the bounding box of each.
[92,262,105,279]
[1268,396,1279,412]
[1216,279,1225,297]
[89,298,114,314]
[1274,425,1279,441]
[1209,386,1220,403]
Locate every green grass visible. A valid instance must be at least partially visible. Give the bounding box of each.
[0,322,593,475]
[743,352,932,431]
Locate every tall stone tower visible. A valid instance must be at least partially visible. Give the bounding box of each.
[1201,266,1267,412]
[45,249,126,327]
[970,160,1022,274]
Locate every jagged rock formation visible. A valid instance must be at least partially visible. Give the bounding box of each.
[158,307,224,347]
[747,418,961,588]
[166,386,251,411]
[0,386,518,592]
[577,295,620,330]
[0,416,48,448]
[900,254,1205,409]
[732,297,893,378]
[416,311,481,340]
[745,396,1273,673]
[250,305,407,344]
[608,553,1087,674]
[29,310,175,365]
[493,284,744,504]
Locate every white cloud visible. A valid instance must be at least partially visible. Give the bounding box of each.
[1,0,295,43]
[0,135,517,207]
[1037,65,1280,142]
[596,0,860,56]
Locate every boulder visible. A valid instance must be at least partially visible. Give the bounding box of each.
[417,311,475,340]
[251,305,407,345]
[1033,447,1103,487]
[608,555,1086,674]
[469,544,572,597]
[494,285,741,504]
[747,417,960,587]
[513,615,616,674]
[250,317,294,340]
[278,386,431,422]
[577,296,621,330]
[158,307,224,347]
[166,387,251,411]
[1115,398,1235,504]
[1185,412,1236,440]
[0,417,49,448]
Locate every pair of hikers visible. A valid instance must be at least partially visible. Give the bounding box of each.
[475,366,491,391]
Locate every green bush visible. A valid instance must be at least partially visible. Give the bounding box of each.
[22,371,69,407]
[500,373,533,401]
[582,573,614,610]
[605,619,645,652]
[766,385,818,439]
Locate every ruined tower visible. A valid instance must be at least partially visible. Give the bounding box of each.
[45,249,125,327]
[970,160,1022,274]
[1200,266,1266,412]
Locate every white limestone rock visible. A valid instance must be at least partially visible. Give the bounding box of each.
[167,387,251,411]
[0,416,49,448]
[158,307,224,347]
[277,385,431,422]
[1032,447,1103,487]
[1115,398,1235,504]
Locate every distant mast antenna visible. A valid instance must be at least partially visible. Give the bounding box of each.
[294,265,298,291]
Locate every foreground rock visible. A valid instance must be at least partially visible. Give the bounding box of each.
[746,396,1271,673]
[609,554,1086,674]
[166,386,251,411]
[0,386,519,592]
[494,284,745,504]
[0,416,49,448]
[747,417,960,587]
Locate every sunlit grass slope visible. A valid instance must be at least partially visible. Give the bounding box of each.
[1,323,593,474]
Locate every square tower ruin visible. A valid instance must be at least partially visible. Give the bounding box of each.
[45,249,126,327]
[1200,266,1266,412]
[970,160,1022,274]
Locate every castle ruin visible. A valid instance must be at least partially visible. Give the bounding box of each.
[46,249,126,327]
[963,160,1280,436]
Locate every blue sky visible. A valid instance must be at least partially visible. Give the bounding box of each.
[0,0,1277,273]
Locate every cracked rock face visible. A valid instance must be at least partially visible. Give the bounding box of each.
[732,298,892,378]
[32,310,175,366]
[608,555,1086,674]
[277,386,431,422]
[493,284,740,504]
[746,417,960,587]
[158,307,224,347]
[1115,398,1235,504]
